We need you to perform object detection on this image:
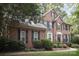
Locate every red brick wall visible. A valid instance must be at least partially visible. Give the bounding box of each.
[8,27,18,41]
[43,11,52,22]
[8,27,46,48]
[27,30,33,48]
[52,16,71,42]
[40,31,46,40]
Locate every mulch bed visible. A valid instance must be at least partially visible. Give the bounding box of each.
[52,48,70,51]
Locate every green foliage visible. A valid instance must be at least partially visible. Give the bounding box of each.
[33,39,53,50]
[66,43,72,47]
[40,3,67,18]
[65,4,79,35]
[0,36,25,52]
[53,43,63,48]
[41,39,53,50]
[33,40,42,49]
[71,36,79,44]
[0,4,41,37]
[71,44,79,48]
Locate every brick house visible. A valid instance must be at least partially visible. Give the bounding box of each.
[42,9,71,43]
[7,9,71,48]
[8,20,47,48]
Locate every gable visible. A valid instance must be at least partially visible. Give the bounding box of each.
[55,16,63,24]
[42,10,52,22]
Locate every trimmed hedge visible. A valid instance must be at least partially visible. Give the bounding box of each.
[33,40,42,49]
[71,44,79,48]
[0,36,25,52]
[33,39,53,50]
[71,36,79,44]
[41,40,53,50]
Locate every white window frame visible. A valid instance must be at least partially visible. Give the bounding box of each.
[49,22,52,29]
[20,31,26,44]
[44,21,47,26]
[33,32,38,40]
[47,32,52,41]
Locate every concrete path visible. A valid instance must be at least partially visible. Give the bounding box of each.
[0,48,78,56]
[53,48,77,52]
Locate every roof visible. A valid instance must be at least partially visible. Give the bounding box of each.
[28,23,47,29]
[52,15,72,26]
[8,21,47,30]
[42,9,52,17]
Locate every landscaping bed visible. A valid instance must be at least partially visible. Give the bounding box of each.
[53,48,70,51]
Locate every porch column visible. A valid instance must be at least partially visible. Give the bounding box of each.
[27,30,33,48]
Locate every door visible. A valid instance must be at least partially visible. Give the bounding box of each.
[57,34,61,42]
[20,31,26,44]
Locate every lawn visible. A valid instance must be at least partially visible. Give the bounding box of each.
[0,49,79,56]
[23,50,79,56]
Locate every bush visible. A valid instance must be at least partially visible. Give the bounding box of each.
[53,43,63,48]
[41,39,53,50]
[66,43,72,47]
[71,36,79,44]
[0,36,25,52]
[33,40,42,49]
[7,41,25,51]
[62,44,68,48]
[71,44,79,48]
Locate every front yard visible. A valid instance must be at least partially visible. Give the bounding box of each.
[0,48,79,56]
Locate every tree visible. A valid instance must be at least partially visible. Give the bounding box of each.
[65,4,79,34]
[0,3,41,37]
[40,3,67,19]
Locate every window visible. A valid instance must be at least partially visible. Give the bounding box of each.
[33,32,38,40]
[63,24,68,30]
[63,34,68,43]
[57,23,61,30]
[47,22,52,30]
[57,34,61,42]
[49,22,52,30]
[20,31,26,44]
[47,33,52,41]
[48,34,51,39]
[65,25,68,30]
[44,21,47,26]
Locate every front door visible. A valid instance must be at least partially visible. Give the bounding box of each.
[57,34,61,42]
[20,31,26,44]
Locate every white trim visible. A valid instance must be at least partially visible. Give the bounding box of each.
[42,9,52,16]
[47,32,53,41]
[33,32,38,40]
[20,31,26,44]
[56,32,62,34]
[56,32,63,43]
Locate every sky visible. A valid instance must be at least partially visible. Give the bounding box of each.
[63,4,76,16]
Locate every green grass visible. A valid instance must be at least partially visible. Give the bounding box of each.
[0,49,79,56]
[24,50,79,56]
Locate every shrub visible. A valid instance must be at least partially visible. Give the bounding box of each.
[71,36,79,44]
[33,40,42,49]
[53,43,63,48]
[62,44,68,48]
[41,39,53,50]
[66,43,72,47]
[7,41,25,51]
[71,44,79,48]
[0,36,25,52]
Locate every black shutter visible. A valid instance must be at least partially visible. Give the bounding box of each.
[26,31,28,43]
[38,31,40,40]
[32,31,34,42]
[18,29,20,40]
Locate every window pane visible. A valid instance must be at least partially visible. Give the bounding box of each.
[33,32,38,40]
